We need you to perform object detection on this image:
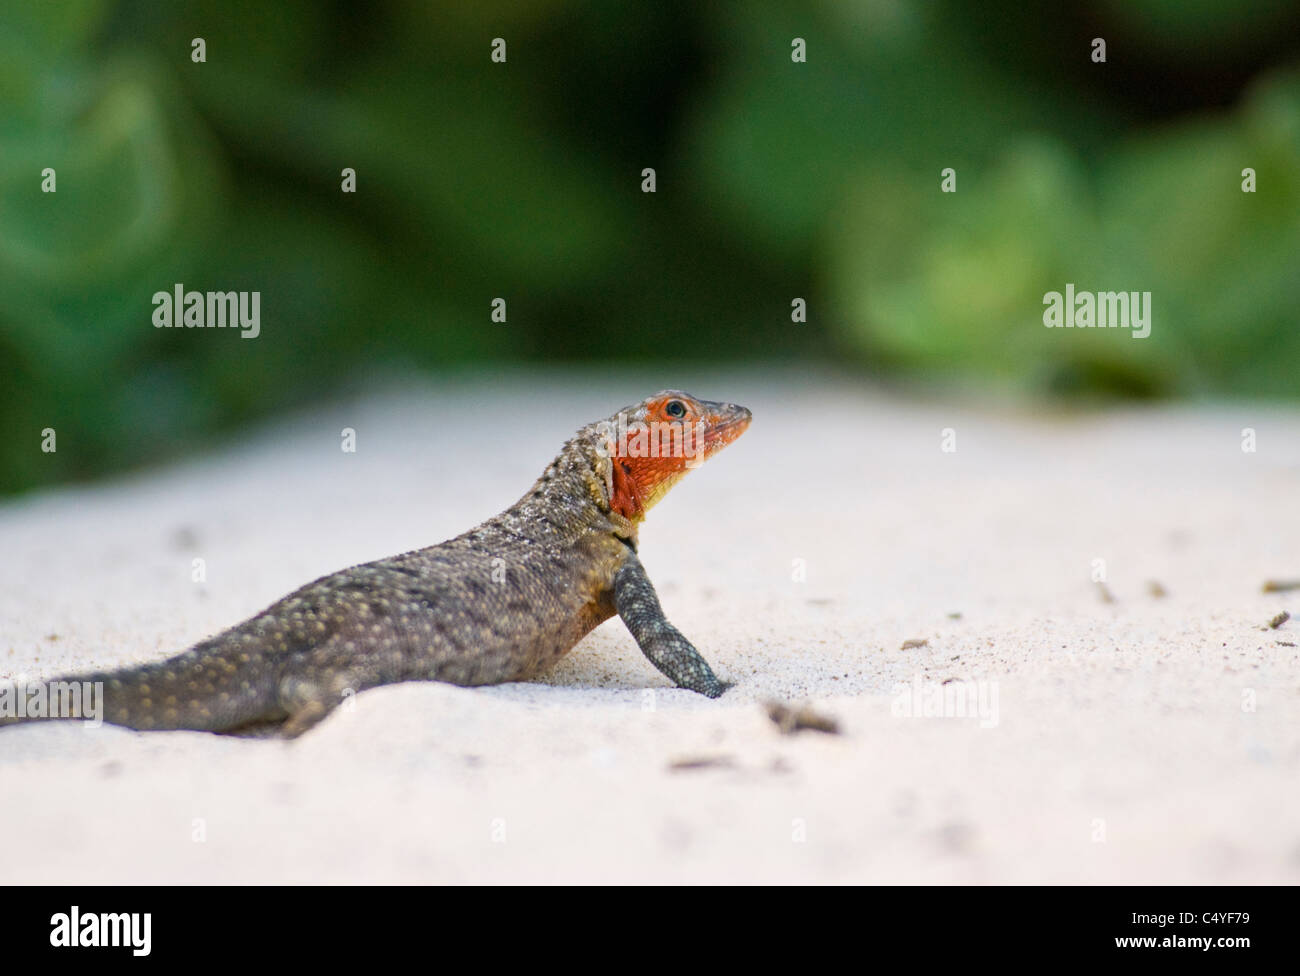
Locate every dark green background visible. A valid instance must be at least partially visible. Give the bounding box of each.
[2,0,1298,494]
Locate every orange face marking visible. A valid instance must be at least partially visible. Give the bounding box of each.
[608,393,751,521]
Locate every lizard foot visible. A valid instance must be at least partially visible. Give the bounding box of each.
[280,699,330,739]
[277,675,348,739]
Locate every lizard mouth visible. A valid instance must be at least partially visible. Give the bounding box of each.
[703,406,752,455]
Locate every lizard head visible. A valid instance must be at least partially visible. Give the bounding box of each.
[599,390,751,522]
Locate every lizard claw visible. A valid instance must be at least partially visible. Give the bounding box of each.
[700,679,731,699]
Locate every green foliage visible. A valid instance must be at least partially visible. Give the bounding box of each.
[828,70,1300,398]
[1,0,1297,494]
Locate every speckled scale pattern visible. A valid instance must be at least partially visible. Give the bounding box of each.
[3,391,750,736]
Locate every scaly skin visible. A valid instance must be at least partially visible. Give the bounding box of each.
[1,391,750,736]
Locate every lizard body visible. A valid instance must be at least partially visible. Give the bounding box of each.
[2,391,750,736]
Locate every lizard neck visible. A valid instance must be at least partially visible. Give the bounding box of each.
[513,430,640,546]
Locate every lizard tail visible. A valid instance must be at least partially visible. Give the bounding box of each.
[1,639,286,733]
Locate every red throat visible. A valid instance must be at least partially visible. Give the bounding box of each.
[611,455,682,521]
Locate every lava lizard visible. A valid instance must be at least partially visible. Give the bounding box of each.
[2,391,750,736]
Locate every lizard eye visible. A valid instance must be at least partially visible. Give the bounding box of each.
[664,399,687,419]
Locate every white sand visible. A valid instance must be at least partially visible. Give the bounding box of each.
[1,370,1297,884]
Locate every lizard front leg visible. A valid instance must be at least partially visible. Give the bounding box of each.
[613,553,728,698]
